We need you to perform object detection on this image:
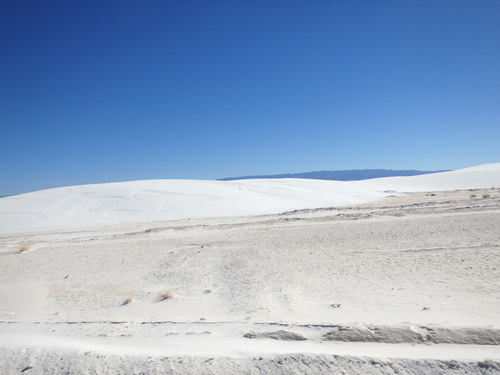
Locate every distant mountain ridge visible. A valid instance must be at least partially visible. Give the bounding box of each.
[218,169,450,181]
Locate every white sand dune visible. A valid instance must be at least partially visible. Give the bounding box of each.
[1,163,499,234]
[0,164,499,374]
[356,163,500,191]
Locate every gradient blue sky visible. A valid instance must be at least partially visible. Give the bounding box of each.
[1,1,499,195]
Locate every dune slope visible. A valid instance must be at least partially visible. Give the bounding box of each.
[1,163,499,234]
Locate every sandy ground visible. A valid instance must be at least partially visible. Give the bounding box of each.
[1,188,499,374]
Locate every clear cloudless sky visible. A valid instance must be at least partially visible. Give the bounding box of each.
[1,0,499,195]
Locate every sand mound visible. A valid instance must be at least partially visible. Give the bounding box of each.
[321,325,500,345]
[1,349,499,375]
[244,330,308,341]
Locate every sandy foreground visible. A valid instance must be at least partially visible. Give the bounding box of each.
[1,186,499,374]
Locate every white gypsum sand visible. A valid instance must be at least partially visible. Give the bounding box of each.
[0,164,499,374]
[1,163,499,235]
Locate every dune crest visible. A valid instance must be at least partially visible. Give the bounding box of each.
[1,163,499,234]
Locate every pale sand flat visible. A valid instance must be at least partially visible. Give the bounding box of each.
[1,166,499,374]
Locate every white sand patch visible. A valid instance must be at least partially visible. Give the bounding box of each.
[0,165,499,373]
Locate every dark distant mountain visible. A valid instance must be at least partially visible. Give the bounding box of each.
[218,169,450,182]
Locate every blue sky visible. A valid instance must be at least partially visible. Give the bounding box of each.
[1,1,499,195]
